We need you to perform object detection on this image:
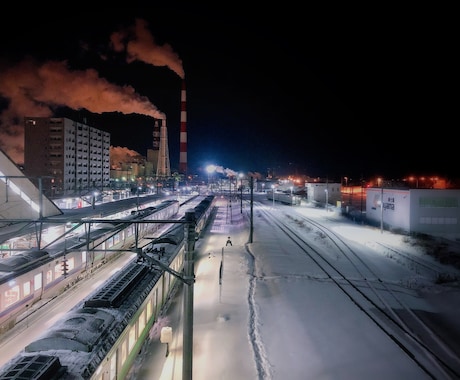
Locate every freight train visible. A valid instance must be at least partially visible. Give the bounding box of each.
[0,199,180,335]
[0,195,216,380]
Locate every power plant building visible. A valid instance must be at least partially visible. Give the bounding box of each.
[23,117,110,197]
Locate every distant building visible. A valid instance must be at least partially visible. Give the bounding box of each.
[306,182,342,206]
[24,117,110,197]
[366,188,460,239]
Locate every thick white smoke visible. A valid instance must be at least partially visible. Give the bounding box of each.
[0,18,184,165]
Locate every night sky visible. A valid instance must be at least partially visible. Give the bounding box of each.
[0,7,456,182]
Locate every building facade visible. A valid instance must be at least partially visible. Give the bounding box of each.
[24,117,110,197]
[366,188,460,239]
[306,182,342,206]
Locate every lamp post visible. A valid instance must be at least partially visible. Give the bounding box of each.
[229,176,233,224]
[92,191,98,209]
[134,214,196,380]
[290,186,293,205]
[380,179,384,234]
[272,185,275,208]
[183,210,196,380]
[239,173,243,213]
[206,164,216,191]
[249,176,254,243]
[136,186,141,211]
[325,188,328,212]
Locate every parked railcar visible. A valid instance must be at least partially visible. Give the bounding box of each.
[0,200,180,334]
[147,195,217,247]
[195,195,217,237]
[0,195,216,380]
[267,191,301,205]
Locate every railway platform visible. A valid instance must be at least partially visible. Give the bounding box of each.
[127,197,256,379]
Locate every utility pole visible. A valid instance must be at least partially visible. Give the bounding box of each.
[380,180,384,234]
[240,183,243,213]
[183,210,196,380]
[249,176,254,243]
[134,216,196,380]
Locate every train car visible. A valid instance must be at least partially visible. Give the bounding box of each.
[147,195,217,248]
[0,195,216,380]
[194,195,217,237]
[0,200,179,335]
[267,191,301,205]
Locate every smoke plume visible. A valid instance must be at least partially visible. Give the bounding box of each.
[0,59,165,164]
[0,18,184,166]
[211,165,238,178]
[109,18,184,79]
[110,146,145,169]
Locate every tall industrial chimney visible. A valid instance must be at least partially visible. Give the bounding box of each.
[157,118,171,178]
[179,80,187,175]
[152,119,160,150]
[146,119,160,175]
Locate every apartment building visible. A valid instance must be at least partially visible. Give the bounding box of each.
[24,117,110,197]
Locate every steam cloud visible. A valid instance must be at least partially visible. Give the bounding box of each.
[109,18,185,79]
[213,165,238,177]
[209,165,263,180]
[0,18,184,165]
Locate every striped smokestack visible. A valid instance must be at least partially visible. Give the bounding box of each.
[179,80,187,175]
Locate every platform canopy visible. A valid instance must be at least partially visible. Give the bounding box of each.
[0,148,62,232]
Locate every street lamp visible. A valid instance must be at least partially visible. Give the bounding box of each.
[92,191,99,209]
[136,186,141,211]
[271,185,275,208]
[290,186,293,205]
[206,165,216,191]
[325,188,328,212]
[239,173,244,213]
[380,179,384,233]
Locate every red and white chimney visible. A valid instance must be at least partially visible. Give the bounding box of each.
[179,80,187,175]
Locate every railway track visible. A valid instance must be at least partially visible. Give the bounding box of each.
[256,202,460,379]
[0,196,203,368]
[375,242,459,284]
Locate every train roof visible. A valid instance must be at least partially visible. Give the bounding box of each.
[3,261,165,378]
[152,223,184,245]
[0,250,49,275]
[0,354,67,379]
[25,308,115,353]
[0,196,213,379]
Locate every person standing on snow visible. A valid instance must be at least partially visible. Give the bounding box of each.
[226,236,232,246]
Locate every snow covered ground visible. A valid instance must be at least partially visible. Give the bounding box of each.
[128,198,460,379]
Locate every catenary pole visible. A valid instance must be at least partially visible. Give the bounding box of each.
[183,210,196,380]
[380,181,384,233]
[249,176,254,243]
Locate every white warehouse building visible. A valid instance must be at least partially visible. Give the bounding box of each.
[306,182,342,206]
[366,188,460,239]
